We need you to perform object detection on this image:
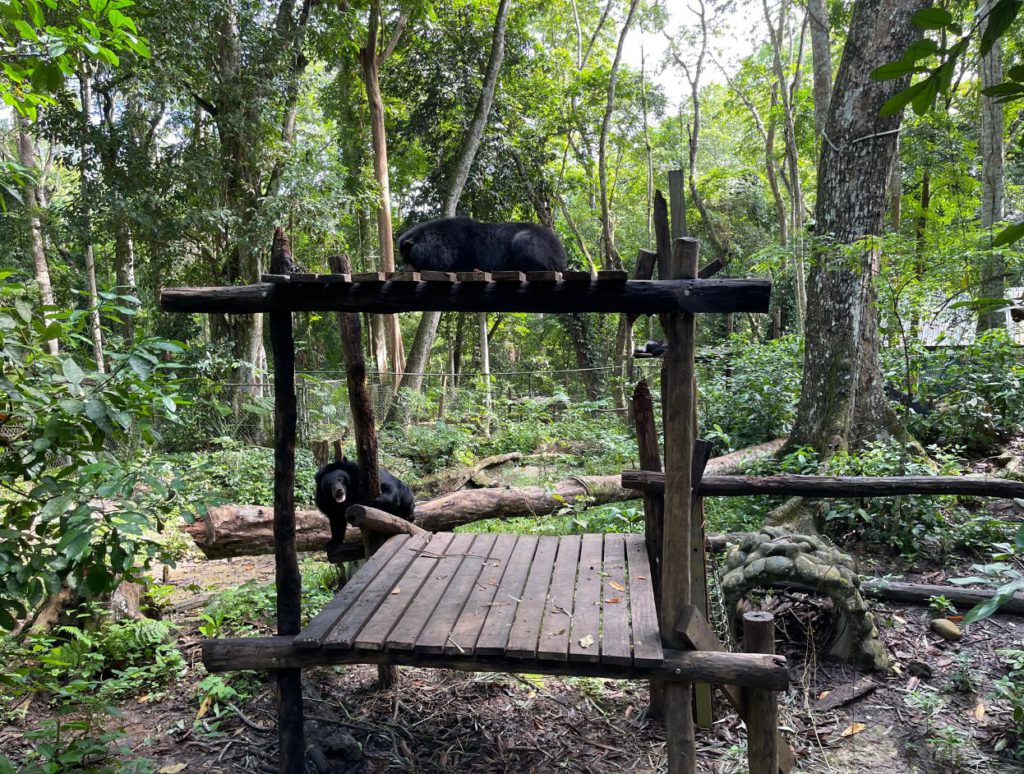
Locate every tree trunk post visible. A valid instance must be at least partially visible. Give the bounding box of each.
[743,611,779,774]
[661,237,699,774]
[269,299,304,774]
[668,169,687,239]
[632,379,665,719]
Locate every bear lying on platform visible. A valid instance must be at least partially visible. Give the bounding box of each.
[397,217,568,273]
[315,459,416,547]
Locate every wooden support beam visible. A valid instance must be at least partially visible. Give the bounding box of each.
[677,606,795,773]
[269,234,304,774]
[159,278,771,316]
[743,612,780,774]
[668,169,687,239]
[662,237,700,774]
[201,637,789,689]
[346,505,427,537]
[620,471,1024,499]
[690,439,713,728]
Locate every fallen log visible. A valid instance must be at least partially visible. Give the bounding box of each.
[346,505,427,536]
[622,471,1024,499]
[418,452,522,495]
[184,474,633,560]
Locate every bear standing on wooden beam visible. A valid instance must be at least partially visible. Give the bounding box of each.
[314,459,416,548]
[397,217,568,273]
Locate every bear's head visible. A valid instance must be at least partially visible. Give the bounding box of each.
[315,459,364,513]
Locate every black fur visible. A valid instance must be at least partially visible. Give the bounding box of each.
[397,217,568,273]
[314,459,416,546]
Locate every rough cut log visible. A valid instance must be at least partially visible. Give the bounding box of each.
[855,580,1024,616]
[345,505,427,537]
[201,636,789,690]
[183,475,634,560]
[159,278,772,316]
[621,471,1024,499]
[418,452,522,495]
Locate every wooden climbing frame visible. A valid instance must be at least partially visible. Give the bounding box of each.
[161,238,787,774]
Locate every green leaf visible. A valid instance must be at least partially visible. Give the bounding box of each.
[993,220,1024,247]
[980,0,1021,57]
[84,398,108,425]
[981,82,1024,97]
[25,0,44,26]
[880,79,927,116]
[59,398,84,415]
[871,61,924,81]
[911,75,939,115]
[62,358,84,385]
[903,38,938,62]
[911,7,953,29]
[85,563,110,594]
[14,298,32,322]
[1007,64,1024,82]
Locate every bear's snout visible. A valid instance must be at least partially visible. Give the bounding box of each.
[331,482,347,503]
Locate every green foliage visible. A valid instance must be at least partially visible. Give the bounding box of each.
[992,647,1024,758]
[699,334,802,452]
[951,525,1024,625]
[0,279,184,630]
[0,0,149,118]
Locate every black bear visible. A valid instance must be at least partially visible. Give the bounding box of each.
[633,340,667,359]
[397,217,568,273]
[315,459,416,546]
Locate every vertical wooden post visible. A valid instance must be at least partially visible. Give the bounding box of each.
[668,169,688,239]
[654,191,672,281]
[632,379,664,718]
[329,253,395,689]
[743,611,780,774]
[661,237,699,774]
[269,233,303,773]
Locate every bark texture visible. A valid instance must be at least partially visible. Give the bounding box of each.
[787,0,928,455]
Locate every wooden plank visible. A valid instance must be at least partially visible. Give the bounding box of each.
[524,271,560,283]
[289,273,318,282]
[389,271,421,282]
[295,534,409,648]
[625,534,663,667]
[445,533,518,656]
[668,169,688,239]
[352,271,387,283]
[597,269,628,282]
[262,273,290,283]
[322,533,430,649]
[416,533,498,654]
[505,535,559,659]
[536,535,582,661]
[352,532,454,651]
[744,612,779,774]
[456,271,492,282]
[634,249,658,280]
[601,533,632,666]
[476,535,539,656]
[160,278,773,316]
[491,271,526,282]
[319,272,352,283]
[420,271,456,283]
[561,270,593,283]
[568,533,604,664]
[385,532,476,652]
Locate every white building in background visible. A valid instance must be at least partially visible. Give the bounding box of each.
[919,288,1024,347]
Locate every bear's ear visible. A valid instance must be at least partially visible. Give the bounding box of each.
[340,455,348,463]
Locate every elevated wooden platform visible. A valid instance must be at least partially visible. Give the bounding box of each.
[295,531,662,666]
[159,271,771,315]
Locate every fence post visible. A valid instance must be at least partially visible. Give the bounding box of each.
[743,611,779,774]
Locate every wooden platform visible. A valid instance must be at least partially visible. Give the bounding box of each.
[294,531,664,668]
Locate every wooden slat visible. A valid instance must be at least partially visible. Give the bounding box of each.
[420,271,456,283]
[536,535,581,661]
[561,270,594,283]
[416,533,498,654]
[319,273,352,283]
[262,273,290,283]
[524,271,560,283]
[289,273,317,281]
[625,534,663,667]
[491,270,526,282]
[601,533,632,666]
[389,271,421,282]
[385,532,476,652]
[568,533,604,663]
[506,535,559,659]
[597,269,628,282]
[352,271,386,283]
[294,534,409,648]
[456,271,491,282]
[475,535,539,656]
[444,533,518,656]
[322,533,430,649]
[352,532,454,651]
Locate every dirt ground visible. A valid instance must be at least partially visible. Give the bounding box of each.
[18,542,1012,774]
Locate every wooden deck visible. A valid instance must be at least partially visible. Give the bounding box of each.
[294,532,664,668]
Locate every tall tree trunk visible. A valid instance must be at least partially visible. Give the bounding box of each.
[386,0,513,426]
[78,65,104,371]
[786,0,928,456]
[807,0,832,139]
[977,0,1007,333]
[114,214,137,345]
[17,115,58,357]
[910,167,930,337]
[598,0,640,270]
[360,0,407,388]
[641,36,654,249]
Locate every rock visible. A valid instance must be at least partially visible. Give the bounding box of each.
[763,556,794,575]
[743,557,767,580]
[721,569,745,591]
[930,618,962,641]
